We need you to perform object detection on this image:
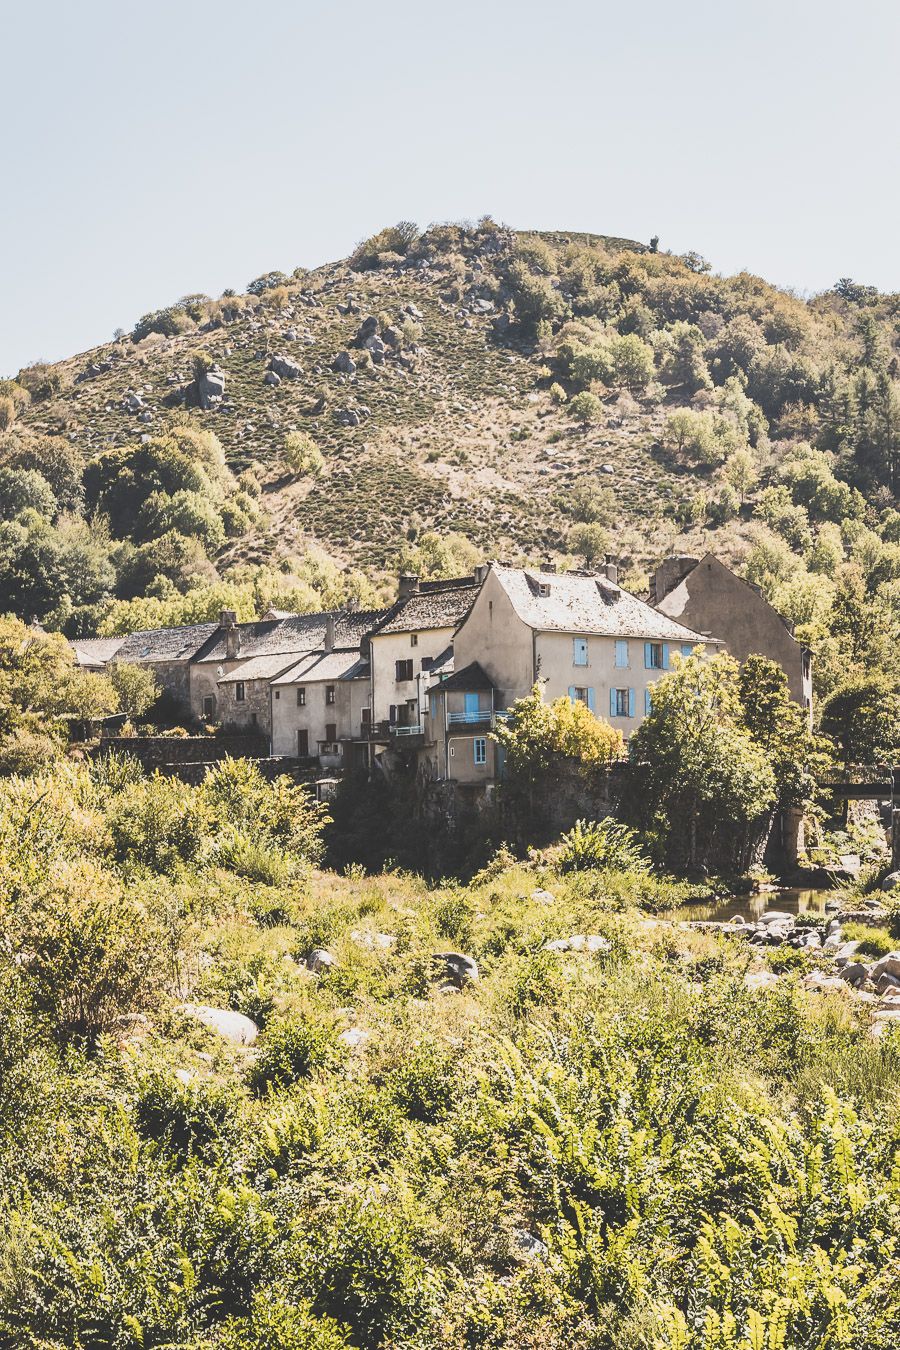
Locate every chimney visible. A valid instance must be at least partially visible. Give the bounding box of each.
[540,560,556,573]
[220,609,240,660]
[324,614,335,653]
[651,555,699,605]
[604,554,618,585]
[398,573,420,600]
[473,562,490,585]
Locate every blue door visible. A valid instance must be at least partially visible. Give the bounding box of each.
[464,692,480,719]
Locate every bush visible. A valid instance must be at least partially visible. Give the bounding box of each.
[248,1015,342,1092]
[556,817,651,873]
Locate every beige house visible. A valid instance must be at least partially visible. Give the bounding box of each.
[652,553,813,711]
[367,575,478,736]
[270,649,371,767]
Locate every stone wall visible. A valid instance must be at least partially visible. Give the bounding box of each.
[97,733,268,768]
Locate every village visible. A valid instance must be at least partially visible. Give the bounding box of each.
[71,552,813,788]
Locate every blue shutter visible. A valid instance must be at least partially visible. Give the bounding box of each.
[662,643,670,669]
[465,692,479,718]
[429,694,437,720]
[587,687,595,712]
[645,688,652,714]
[568,685,576,703]
[628,688,635,718]
[682,643,693,658]
[644,642,652,669]
[616,639,628,668]
[609,687,617,717]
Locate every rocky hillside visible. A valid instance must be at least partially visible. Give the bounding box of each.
[5,225,712,577]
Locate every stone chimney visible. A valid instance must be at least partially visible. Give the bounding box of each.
[473,562,490,585]
[324,614,335,653]
[398,573,420,600]
[604,554,618,585]
[220,609,240,660]
[651,555,699,605]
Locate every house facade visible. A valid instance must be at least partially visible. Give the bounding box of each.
[651,553,813,711]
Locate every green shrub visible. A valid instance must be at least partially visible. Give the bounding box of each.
[556,817,650,874]
[249,1015,343,1092]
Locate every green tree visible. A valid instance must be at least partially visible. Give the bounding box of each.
[820,673,900,767]
[723,448,758,503]
[738,654,831,806]
[568,522,608,566]
[283,431,325,478]
[108,662,160,720]
[660,321,711,394]
[623,653,776,871]
[569,391,603,429]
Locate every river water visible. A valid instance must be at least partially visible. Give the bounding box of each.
[678,888,832,924]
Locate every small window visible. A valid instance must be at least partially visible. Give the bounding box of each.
[615,639,629,668]
[421,656,432,671]
[573,637,588,667]
[251,711,258,726]
[202,695,215,719]
[572,686,589,704]
[644,642,665,670]
[474,737,487,765]
[645,687,653,714]
[326,685,335,705]
[395,659,414,682]
[611,687,634,718]
[361,707,371,726]
[537,582,551,598]
[296,687,306,707]
[274,690,280,700]
[325,722,336,742]
[410,633,418,647]
[235,681,246,703]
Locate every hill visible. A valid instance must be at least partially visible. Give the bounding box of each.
[1,218,900,716]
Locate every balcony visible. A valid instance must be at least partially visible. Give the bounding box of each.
[393,723,424,737]
[446,709,511,728]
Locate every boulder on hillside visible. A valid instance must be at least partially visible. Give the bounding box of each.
[332,350,356,375]
[354,316,379,346]
[197,367,226,409]
[268,353,301,380]
[177,1002,258,1045]
[435,952,479,987]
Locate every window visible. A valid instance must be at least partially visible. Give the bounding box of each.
[645,687,653,714]
[202,695,215,719]
[681,643,693,658]
[325,722,336,742]
[429,693,437,720]
[274,690,280,700]
[568,686,595,711]
[361,707,371,726]
[573,637,588,666]
[325,685,335,705]
[410,633,418,647]
[420,656,432,671]
[644,642,668,670]
[395,659,414,681]
[610,687,634,718]
[235,681,246,703]
[296,687,306,707]
[474,737,487,765]
[615,639,629,668]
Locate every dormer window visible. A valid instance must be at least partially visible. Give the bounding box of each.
[538,582,551,598]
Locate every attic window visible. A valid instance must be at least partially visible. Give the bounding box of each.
[537,582,551,598]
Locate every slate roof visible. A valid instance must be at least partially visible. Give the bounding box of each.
[491,565,716,643]
[271,651,369,685]
[217,653,309,684]
[195,608,390,663]
[373,579,477,635]
[428,644,454,677]
[115,623,220,663]
[434,661,495,692]
[70,637,126,667]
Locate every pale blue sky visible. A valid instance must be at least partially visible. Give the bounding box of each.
[2,0,898,376]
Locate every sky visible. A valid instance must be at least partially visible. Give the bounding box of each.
[2,0,899,376]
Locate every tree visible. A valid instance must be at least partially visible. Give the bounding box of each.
[558,477,615,523]
[723,449,758,503]
[622,653,776,872]
[0,467,57,521]
[660,321,711,394]
[569,391,602,429]
[820,674,900,768]
[568,522,608,566]
[108,662,160,720]
[609,333,655,391]
[738,654,831,807]
[283,431,325,478]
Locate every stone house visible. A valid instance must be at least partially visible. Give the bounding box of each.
[270,647,372,767]
[651,553,813,711]
[100,621,222,713]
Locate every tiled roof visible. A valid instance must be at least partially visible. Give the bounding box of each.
[271,650,369,685]
[492,565,716,642]
[429,644,454,676]
[373,579,477,635]
[70,637,126,667]
[115,623,220,663]
[434,661,495,692]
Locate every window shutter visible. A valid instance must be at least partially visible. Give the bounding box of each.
[568,685,576,703]
[644,642,652,669]
[645,688,652,714]
[609,688,616,717]
[587,687,595,711]
[662,643,670,669]
[682,643,693,657]
[628,688,635,718]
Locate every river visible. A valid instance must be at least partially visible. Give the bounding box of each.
[677,887,832,924]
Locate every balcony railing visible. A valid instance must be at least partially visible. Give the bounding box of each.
[448,709,492,724]
[393,723,424,737]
